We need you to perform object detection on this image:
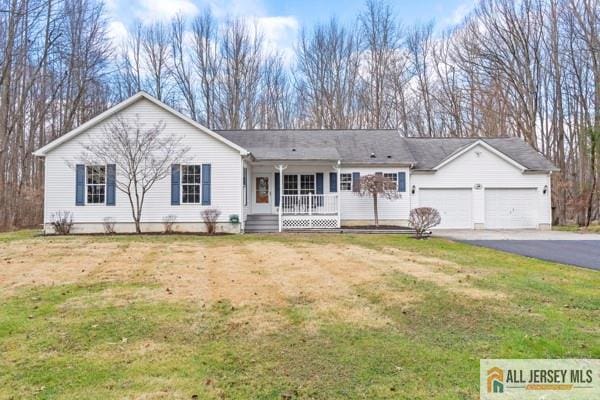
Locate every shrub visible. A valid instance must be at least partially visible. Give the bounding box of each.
[162,214,177,233]
[409,207,441,239]
[50,211,74,235]
[201,209,221,235]
[103,217,116,234]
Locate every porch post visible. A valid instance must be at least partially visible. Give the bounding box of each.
[309,192,313,228]
[336,160,341,228]
[278,165,284,232]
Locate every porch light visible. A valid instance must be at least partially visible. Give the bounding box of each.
[411,185,416,194]
[370,152,376,158]
[543,185,548,194]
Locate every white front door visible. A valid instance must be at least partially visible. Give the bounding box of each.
[253,175,272,213]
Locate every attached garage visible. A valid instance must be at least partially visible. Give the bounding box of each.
[485,188,537,229]
[419,188,473,229]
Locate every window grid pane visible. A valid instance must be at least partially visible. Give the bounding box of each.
[283,175,298,195]
[340,173,352,191]
[384,173,397,190]
[86,165,106,204]
[300,175,315,195]
[181,164,202,203]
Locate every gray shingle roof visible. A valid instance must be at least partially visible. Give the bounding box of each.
[216,129,558,171]
[216,130,415,164]
[403,137,558,171]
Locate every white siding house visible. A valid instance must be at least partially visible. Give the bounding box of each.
[35,92,558,233]
[411,143,552,229]
[36,93,248,234]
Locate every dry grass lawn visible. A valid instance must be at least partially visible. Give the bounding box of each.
[0,231,598,399]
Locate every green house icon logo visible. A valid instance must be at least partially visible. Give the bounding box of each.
[487,367,504,393]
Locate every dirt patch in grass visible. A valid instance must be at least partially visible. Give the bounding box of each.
[0,237,504,327]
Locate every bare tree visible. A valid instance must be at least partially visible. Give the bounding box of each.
[354,174,400,227]
[358,0,401,128]
[295,19,361,128]
[171,15,197,120]
[409,207,441,238]
[218,19,263,129]
[406,22,435,136]
[81,116,189,233]
[141,21,171,101]
[190,9,221,128]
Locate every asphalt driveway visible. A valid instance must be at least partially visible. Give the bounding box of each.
[435,230,600,270]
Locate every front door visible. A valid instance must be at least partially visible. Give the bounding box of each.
[253,175,271,213]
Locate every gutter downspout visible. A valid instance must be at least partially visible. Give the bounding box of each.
[336,160,341,228]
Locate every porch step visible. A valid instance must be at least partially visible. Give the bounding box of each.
[245,214,279,233]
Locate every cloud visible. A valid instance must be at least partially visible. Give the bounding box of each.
[442,1,478,27]
[135,0,199,22]
[252,16,299,64]
[104,0,299,66]
[203,0,267,19]
[107,20,129,46]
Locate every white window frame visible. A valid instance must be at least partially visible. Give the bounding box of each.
[283,174,316,195]
[180,164,202,204]
[384,172,398,190]
[85,165,106,205]
[283,174,298,196]
[300,174,315,195]
[340,173,352,191]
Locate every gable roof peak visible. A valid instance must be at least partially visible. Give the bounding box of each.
[34,91,248,157]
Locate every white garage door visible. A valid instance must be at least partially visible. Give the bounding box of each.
[419,189,473,229]
[485,188,537,229]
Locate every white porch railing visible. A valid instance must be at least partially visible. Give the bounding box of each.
[281,193,338,215]
[280,193,340,230]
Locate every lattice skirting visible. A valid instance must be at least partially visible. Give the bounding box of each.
[281,215,339,229]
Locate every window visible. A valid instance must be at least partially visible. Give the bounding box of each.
[284,174,316,195]
[283,174,298,195]
[300,174,315,195]
[181,165,202,203]
[86,165,106,204]
[340,173,352,191]
[384,173,397,190]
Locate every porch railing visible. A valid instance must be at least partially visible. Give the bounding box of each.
[281,193,338,215]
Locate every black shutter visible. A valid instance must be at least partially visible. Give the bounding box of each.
[316,173,324,194]
[202,164,211,205]
[106,164,116,206]
[274,172,280,207]
[76,164,85,206]
[329,172,337,192]
[352,172,360,192]
[171,164,180,205]
[398,172,406,192]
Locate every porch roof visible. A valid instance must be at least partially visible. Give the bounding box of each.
[244,146,340,161]
[217,129,415,165]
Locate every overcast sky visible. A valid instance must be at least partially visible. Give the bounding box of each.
[105,0,477,62]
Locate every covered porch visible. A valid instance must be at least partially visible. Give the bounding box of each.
[245,162,342,232]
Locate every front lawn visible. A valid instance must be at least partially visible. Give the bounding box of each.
[0,231,598,399]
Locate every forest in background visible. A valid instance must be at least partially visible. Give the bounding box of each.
[0,0,598,230]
